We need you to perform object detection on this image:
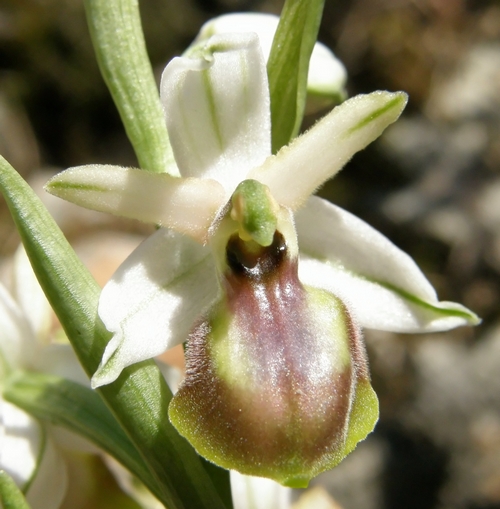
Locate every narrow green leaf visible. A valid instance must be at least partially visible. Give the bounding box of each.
[0,471,31,509]
[267,0,325,153]
[4,371,163,503]
[83,0,176,175]
[0,156,230,509]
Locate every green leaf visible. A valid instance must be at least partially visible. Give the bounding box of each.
[0,471,31,509]
[267,0,325,153]
[3,371,163,503]
[0,156,230,509]
[83,0,176,175]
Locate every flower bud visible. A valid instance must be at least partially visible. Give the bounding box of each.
[169,188,378,487]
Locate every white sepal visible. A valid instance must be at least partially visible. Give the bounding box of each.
[45,165,225,243]
[194,13,347,101]
[93,228,219,387]
[161,33,271,197]
[297,197,480,332]
[250,91,408,210]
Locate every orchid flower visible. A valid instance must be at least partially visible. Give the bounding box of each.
[0,246,85,509]
[46,29,479,487]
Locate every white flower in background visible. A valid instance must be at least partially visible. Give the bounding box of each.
[46,26,479,486]
[0,246,86,509]
[230,471,292,509]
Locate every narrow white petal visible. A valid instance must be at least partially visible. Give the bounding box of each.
[161,33,271,195]
[297,197,479,332]
[0,283,36,373]
[45,165,225,242]
[195,13,347,100]
[12,245,52,345]
[230,471,292,509]
[250,91,408,209]
[93,228,218,387]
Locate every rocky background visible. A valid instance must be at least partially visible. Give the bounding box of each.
[1,0,499,508]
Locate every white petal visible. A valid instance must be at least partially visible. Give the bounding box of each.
[296,197,480,332]
[0,401,67,509]
[0,283,36,373]
[230,471,292,509]
[195,13,347,100]
[12,245,52,345]
[45,165,225,243]
[161,33,271,195]
[250,91,408,209]
[93,228,218,387]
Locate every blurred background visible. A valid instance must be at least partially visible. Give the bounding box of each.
[0,0,499,508]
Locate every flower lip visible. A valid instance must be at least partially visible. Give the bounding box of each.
[169,217,378,487]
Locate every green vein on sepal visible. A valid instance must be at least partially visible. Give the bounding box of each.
[373,279,481,323]
[46,181,106,193]
[301,245,479,325]
[346,96,406,136]
[203,71,224,152]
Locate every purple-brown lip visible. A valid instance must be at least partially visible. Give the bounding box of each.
[169,229,376,487]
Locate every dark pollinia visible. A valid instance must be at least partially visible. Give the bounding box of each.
[226,231,287,278]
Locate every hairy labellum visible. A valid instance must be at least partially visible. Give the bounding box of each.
[169,229,378,487]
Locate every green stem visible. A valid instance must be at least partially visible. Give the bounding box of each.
[268,0,325,153]
[83,0,176,174]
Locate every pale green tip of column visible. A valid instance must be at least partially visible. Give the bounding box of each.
[230,179,278,247]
